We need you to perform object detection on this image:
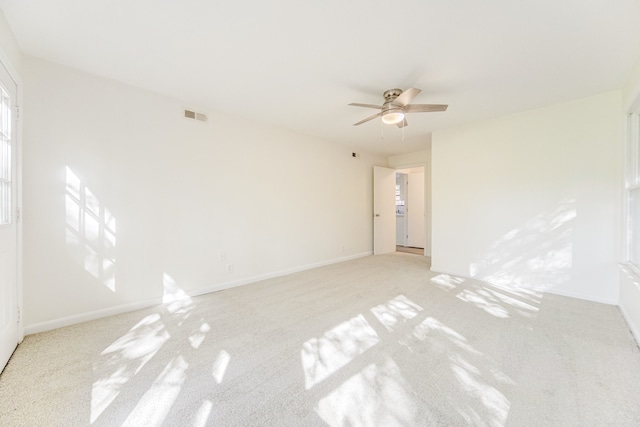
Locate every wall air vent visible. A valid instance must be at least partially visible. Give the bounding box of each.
[184,109,208,122]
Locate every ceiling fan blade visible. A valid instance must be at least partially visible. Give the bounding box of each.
[393,87,421,107]
[404,104,448,113]
[396,118,409,128]
[353,112,382,126]
[348,103,383,109]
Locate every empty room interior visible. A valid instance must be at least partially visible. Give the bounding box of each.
[2,1,640,426]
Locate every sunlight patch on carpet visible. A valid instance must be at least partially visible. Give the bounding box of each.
[90,314,169,424]
[315,358,419,426]
[431,274,465,291]
[371,295,423,332]
[189,322,210,349]
[456,289,510,318]
[301,314,379,389]
[212,350,230,384]
[193,399,213,427]
[122,355,188,426]
[400,316,482,356]
[399,316,511,425]
[482,287,538,313]
[451,354,510,426]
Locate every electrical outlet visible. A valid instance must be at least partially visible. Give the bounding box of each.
[226,263,233,273]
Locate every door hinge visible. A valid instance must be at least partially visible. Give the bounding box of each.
[16,105,20,120]
[17,306,21,324]
[16,207,21,222]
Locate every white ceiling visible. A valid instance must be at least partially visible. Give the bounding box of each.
[2,0,640,156]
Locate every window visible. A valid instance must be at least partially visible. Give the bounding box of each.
[626,113,640,267]
[0,83,11,225]
[395,174,406,216]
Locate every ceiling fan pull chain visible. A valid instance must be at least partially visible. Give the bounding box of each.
[380,116,384,140]
[402,121,405,142]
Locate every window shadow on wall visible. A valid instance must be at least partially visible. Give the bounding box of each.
[65,166,117,291]
[469,198,576,293]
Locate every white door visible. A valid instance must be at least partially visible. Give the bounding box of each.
[373,166,396,254]
[0,61,18,373]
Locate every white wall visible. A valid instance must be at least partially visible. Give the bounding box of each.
[407,172,425,249]
[0,9,21,75]
[388,150,431,255]
[622,55,640,112]
[22,55,386,331]
[432,91,622,304]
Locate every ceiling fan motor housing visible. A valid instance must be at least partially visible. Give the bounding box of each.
[383,88,403,101]
[382,89,402,109]
[382,88,405,118]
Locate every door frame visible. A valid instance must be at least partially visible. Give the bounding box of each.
[392,161,430,257]
[0,47,23,343]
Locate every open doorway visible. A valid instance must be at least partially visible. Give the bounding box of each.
[395,167,425,255]
[373,163,430,262]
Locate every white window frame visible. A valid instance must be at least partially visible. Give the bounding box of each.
[625,111,640,273]
[0,82,12,226]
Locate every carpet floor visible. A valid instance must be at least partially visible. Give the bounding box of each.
[1,253,640,426]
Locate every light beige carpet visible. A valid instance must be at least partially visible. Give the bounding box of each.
[1,253,640,426]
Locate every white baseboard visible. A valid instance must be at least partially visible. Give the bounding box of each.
[543,288,617,306]
[23,251,373,336]
[429,265,464,277]
[187,251,372,298]
[429,266,617,305]
[24,297,163,335]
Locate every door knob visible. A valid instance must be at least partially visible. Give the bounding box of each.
[375,214,380,217]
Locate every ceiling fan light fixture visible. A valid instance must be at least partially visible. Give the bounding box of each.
[381,111,405,125]
[349,87,448,127]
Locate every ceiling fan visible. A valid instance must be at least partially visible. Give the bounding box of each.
[349,87,447,127]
